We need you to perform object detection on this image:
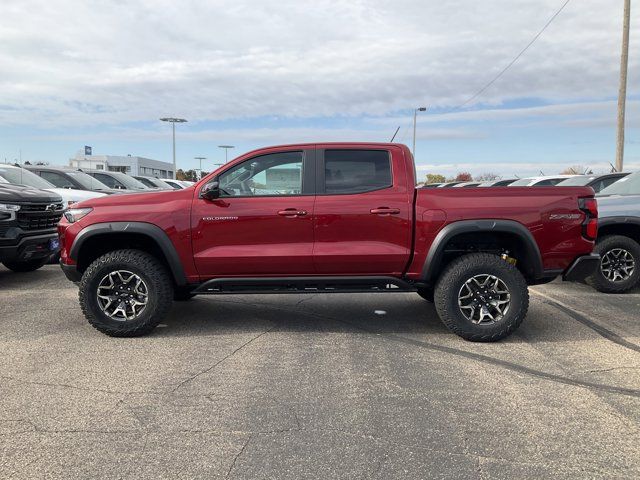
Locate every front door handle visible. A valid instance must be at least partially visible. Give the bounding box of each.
[370,207,400,215]
[278,208,307,217]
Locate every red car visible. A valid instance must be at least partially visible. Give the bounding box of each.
[58,143,599,341]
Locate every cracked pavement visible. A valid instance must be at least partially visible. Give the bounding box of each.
[1,265,639,479]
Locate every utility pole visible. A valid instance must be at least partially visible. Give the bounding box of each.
[615,0,630,172]
[412,107,427,159]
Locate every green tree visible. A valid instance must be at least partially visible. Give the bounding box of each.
[425,173,446,184]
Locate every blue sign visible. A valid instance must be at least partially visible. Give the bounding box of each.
[84,146,92,155]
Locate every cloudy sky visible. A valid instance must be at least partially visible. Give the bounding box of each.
[0,0,638,177]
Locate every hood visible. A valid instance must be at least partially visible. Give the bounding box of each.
[71,187,188,209]
[44,188,107,206]
[0,183,63,203]
[595,194,640,218]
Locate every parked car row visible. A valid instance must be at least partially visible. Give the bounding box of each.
[424,172,630,193]
[23,165,195,193]
[0,163,195,272]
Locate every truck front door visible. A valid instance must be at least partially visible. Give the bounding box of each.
[191,148,316,277]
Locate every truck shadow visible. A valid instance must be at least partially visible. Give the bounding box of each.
[156,293,527,344]
[156,292,640,348]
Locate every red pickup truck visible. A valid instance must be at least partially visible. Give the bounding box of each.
[58,143,599,341]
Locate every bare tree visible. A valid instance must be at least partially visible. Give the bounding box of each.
[560,165,587,175]
[476,172,500,181]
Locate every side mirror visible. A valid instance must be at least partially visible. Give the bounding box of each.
[201,181,220,200]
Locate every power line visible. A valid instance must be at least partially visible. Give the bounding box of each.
[455,0,572,110]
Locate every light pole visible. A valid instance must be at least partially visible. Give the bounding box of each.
[218,145,235,163]
[412,107,427,160]
[160,117,188,178]
[194,156,206,180]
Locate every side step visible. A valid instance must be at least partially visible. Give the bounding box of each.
[192,276,417,295]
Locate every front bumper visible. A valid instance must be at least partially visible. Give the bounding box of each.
[563,254,600,283]
[0,232,59,263]
[60,260,82,283]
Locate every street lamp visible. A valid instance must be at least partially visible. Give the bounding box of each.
[218,145,235,163]
[194,156,206,180]
[160,117,188,178]
[412,107,427,160]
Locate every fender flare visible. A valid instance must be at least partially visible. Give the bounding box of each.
[598,216,640,229]
[69,221,187,286]
[421,219,544,283]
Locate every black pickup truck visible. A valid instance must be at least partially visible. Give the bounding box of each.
[0,183,64,272]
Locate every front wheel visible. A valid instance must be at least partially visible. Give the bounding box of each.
[586,235,640,293]
[79,249,174,337]
[434,253,529,342]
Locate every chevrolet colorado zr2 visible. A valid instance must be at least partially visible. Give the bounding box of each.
[58,143,600,341]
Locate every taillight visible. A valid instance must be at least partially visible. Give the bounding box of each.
[579,197,598,240]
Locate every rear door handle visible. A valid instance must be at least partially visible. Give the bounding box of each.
[278,208,307,217]
[370,207,400,215]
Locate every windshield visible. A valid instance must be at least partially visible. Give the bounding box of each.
[598,172,640,196]
[557,176,594,186]
[66,171,111,190]
[107,172,148,189]
[135,177,158,188]
[508,178,533,186]
[150,178,172,188]
[0,166,55,189]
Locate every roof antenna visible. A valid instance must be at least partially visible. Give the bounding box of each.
[609,162,617,173]
[390,126,400,142]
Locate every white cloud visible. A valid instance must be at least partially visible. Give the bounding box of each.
[0,0,637,127]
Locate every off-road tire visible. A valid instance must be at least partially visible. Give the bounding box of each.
[2,258,49,272]
[586,235,640,293]
[79,249,174,337]
[416,287,434,302]
[434,253,529,342]
[174,289,196,301]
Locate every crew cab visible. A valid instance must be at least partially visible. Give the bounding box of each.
[58,143,599,341]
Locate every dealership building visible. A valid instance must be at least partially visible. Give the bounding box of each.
[69,153,175,179]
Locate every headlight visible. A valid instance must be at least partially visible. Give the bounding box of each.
[0,203,21,212]
[63,207,92,223]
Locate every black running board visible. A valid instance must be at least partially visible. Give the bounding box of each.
[192,276,417,295]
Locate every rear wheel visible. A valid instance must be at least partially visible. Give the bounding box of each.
[434,253,529,342]
[2,258,49,272]
[587,235,640,293]
[79,249,173,337]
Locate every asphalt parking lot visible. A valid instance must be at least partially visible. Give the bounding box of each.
[1,265,639,479]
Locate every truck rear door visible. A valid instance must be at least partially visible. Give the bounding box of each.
[312,146,413,275]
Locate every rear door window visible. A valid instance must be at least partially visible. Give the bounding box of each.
[323,150,391,194]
